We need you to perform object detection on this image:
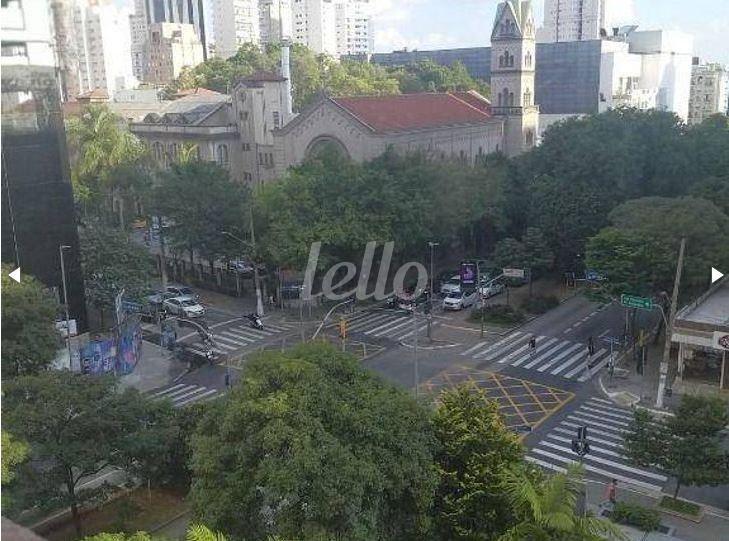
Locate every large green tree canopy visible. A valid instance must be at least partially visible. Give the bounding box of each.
[257,149,506,270]
[189,342,438,541]
[585,196,729,299]
[1,264,60,379]
[167,44,489,111]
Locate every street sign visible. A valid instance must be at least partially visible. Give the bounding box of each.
[503,268,525,278]
[122,300,143,313]
[713,331,729,351]
[620,294,653,310]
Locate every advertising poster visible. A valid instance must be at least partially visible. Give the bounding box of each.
[80,339,115,375]
[116,323,143,375]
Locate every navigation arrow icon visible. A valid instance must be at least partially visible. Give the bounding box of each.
[9,267,21,283]
[712,267,724,284]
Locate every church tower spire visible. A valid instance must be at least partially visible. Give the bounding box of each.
[490,0,539,156]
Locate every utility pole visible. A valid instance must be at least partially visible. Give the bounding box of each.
[222,228,263,316]
[656,238,685,409]
[427,241,438,339]
[59,245,73,370]
[413,308,419,398]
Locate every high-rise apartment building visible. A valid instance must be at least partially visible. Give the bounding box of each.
[147,22,205,84]
[688,59,729,125]
[139,0,207,59]
[259,0,293,44]
[541,0,636,42]
[51,0,138,100]
[335,0,372,56]
[212,0,261,59]
[2,0,87,328]
[130,0,149,81]
[293,0,337,56]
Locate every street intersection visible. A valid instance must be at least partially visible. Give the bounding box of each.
[145,289,672,497]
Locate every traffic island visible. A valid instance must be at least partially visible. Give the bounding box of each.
[658,496,704,523]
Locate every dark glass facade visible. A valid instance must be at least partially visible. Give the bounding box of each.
[1,64,87,328]
[361,40,604,115]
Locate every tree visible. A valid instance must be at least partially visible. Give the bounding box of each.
[82,524,226,541]
[67,105,148,216]
[432,385,523,540]
[689,175,729,216]
[624,394,729,499]
[153,160,250,272]
[189,342,437,541]
[392,60,490,96]
[586,196,729,300]
[498,464,624,541]
[1,264,60,379]
[1,431,28,485]
[2,372,178,537]
[492,237,527,270]
[79,220,154,326]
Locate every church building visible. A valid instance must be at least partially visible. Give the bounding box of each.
[131,0,539,185]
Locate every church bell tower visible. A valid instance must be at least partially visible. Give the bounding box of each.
[490,0,539,156]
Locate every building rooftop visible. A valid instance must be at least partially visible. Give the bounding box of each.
[77,88,109,101]
[330,92,494,134]
[240,71,287,83]
[172,87,223,99]
[675,277,729,332]
[138,93,229,126]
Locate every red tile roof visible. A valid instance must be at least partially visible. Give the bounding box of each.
[330,92,493,134]
[77,88,109,101]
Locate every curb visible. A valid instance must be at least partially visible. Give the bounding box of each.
[148,508,192,534]
[398,340,462,350]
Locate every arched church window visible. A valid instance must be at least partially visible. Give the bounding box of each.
[152,142,164,162]
[509,92,514,106]
[526,130,534,146]
[216,144,229,167]
[524,88,531,106]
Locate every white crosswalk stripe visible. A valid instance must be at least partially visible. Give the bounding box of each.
[331,310,432,341]
[181,319,298,355]
[459,333,617,381]
[148,383,223,408]
[526,399,668,492]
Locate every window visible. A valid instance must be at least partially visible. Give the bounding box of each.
[509,92,514,106]
[1,42,27,57]
[216,144,229,167]
[273,111,281,129]
[242,142,250,151]
[169,143,178,161]
[152,142,164,162]
[523,88,531,106]
[243,172,253,182]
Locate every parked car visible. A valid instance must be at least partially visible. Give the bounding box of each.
[165,284,199,302]
[442,290,478,310]
[163,296,206,318]
[440,275,462,295]
[230,259,255,274]
[398,289,430,311]
[479,282,506,298]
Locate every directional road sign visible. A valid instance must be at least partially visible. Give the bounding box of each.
[620,294,653,310]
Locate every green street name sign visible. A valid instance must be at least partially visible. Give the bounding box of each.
[620,294,653,310]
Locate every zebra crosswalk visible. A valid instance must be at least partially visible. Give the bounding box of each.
[460,331,612,381]
[148,383,223,408]
[183,321,298,356]
[526,397,668,492]
[335,310,431,342]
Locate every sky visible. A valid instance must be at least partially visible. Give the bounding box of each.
[369,0,729,64]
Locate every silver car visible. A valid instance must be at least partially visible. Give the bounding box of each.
[163,296,206,318]
[442,290,478,310]
[479,282,506,298]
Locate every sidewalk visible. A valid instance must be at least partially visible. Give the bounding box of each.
[119,340,187,393]
[585,479,729,541]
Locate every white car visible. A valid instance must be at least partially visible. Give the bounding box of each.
[442,290,478,310]
[163,296,206,318]
[479,282,506,298]
[440,276,462,295]
[165,284,199,302]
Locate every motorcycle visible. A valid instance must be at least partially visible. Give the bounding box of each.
[246,313,264,330]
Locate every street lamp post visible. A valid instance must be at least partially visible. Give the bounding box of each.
[222,230,264,316]
[427,241,438,340]
[59,245,73,370]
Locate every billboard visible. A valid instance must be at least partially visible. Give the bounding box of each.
[116,323,143,375]
[460,262,477,285]
[80,339,116,375]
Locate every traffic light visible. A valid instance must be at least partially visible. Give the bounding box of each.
[339,318,348,339]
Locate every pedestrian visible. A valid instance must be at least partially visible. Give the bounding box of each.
[529,336,537,357]
[606,479,618,505]
[224,373,230,388]
[587,335,594,356]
